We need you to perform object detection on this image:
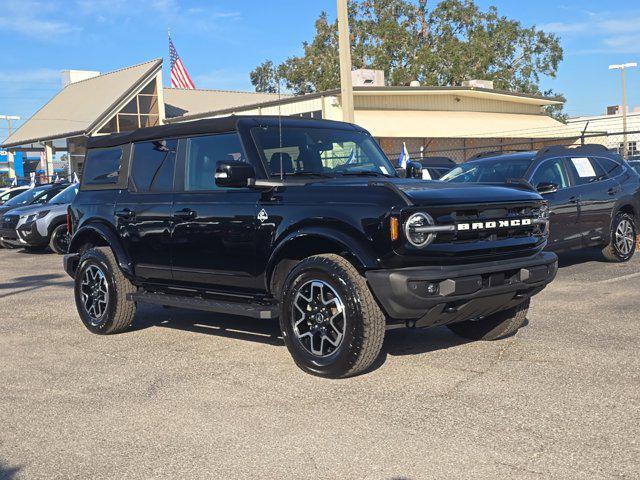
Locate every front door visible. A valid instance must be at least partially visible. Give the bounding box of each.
[171,133,263,291]
[530,157,580,250]
[115,139,177,281]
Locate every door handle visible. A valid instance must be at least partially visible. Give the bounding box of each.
[174,208,197,220]
[607,187,620,196]
[115,208,135,220]
[569,196,578,204]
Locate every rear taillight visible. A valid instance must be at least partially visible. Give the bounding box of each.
[66,210,72,235]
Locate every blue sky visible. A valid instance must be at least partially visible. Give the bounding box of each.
[2,0,640,137]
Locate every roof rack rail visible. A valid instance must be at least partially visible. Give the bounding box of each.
[469,149,530,160]
[534,143,610,159]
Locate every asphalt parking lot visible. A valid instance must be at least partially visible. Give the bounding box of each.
[0,248,639,479]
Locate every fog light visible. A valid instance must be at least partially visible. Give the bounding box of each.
[426,283,439,295]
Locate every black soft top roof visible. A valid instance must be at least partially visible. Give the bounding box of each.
[87,115,361,149]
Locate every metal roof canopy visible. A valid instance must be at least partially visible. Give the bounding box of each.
[1,59,163,149]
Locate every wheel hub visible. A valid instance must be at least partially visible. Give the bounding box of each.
[292,280,346,357]
[615,219,635,256]
[80,264,109,326]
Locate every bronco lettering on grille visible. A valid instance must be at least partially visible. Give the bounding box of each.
[457,218,533,231]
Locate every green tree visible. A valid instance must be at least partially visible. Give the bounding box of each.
[250,0,564,116]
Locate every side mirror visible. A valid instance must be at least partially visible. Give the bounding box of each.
[215,161,256,188]
[536,182,558,195]
[406,161,423,179]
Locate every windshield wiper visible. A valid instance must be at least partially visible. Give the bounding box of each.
[340,171,388,177]
[270,172,333,178]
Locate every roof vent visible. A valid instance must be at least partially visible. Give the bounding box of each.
[462,79,494,89]
[351,69,385,87]
[61,70,100,88]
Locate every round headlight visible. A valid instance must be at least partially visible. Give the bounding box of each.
[404,212,436,248]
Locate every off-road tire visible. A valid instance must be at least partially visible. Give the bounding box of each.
[280,254,385,378]
[49,224,70,255]
[0,239,17,249]
[74,247,137,335]
[602,212,636,262]
[447,299,530,341]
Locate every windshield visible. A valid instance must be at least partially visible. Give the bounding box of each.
[3,186,49,207]
[49,184,79,204]
[251,126,397,177]
[629,161,640,174]
[440,158,532,183]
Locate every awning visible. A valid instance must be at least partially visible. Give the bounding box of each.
[354,110,582,139]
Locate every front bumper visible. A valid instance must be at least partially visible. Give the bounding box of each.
[366,252,558,328]
[16,221,48,246]
[0,227,25,246]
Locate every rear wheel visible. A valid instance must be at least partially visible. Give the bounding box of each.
[447,299,529,341]
[602,212,636,262]
[49,224,70,254]
[279,254,385,378]
[74,247,137,334]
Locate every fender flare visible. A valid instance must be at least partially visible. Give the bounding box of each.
[265,225,379,289]
[69,222,134,277]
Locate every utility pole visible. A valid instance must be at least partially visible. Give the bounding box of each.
[609,63,637,158]
[0,115,20,179]
[337,0,354,123]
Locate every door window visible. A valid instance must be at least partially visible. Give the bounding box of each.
[185,134,246,191]
[530,158,570,189]
[130,139,177,193]
[83,147,122,186]
[565,157,605,186]
[593,156,623,179]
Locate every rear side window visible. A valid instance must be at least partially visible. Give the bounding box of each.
[83,147,123,186]
[594,157,623,178]
[566,157,605,186]
[185,134,245,191]
[130,139,177,193]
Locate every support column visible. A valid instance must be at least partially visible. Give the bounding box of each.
[44,141,54,179]
[7,151,15,179]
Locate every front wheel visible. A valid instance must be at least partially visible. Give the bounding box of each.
[602,212,636,262]
[49,224,70,254]
[74,247,137,335]
[280,254,386,378]
[447,299,529,341]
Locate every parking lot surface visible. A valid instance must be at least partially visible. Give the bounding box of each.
[0,248,639,479]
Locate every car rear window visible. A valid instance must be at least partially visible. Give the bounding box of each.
[83,147,123,186]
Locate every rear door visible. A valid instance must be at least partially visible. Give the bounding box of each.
[115,139,177,281]
[530,157,580,250]
[564,156,617,246]
[171,133,263,291]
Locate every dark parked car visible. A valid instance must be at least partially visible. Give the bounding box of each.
[441,145,640,261]
[416,156,456,180]
[0,183,69,248]
[64,116,557,378]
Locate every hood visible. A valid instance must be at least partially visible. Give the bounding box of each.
[395,180,542,205]
[0,203,47,218]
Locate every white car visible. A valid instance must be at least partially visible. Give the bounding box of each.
[0,186,30,205]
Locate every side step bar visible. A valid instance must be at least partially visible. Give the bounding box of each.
[128,292,278,320]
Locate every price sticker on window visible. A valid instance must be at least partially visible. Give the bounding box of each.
[571,157,596,178]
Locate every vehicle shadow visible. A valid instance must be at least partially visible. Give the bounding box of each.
[131,304,284,346]
[0,459,21,479]
[0,273,73,299]
[556,247,609,268]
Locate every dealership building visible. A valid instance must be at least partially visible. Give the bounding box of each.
[1,58,581,176]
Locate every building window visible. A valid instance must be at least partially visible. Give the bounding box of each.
[97,79,160,134]
[617,141,638,157]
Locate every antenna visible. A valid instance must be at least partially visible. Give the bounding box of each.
[277,74,283,180]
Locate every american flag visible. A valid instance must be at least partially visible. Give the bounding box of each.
[169,35,196,89]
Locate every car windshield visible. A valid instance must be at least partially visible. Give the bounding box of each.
[629,161,640,174]
[3,186,49,207]
[251,126,397,177]
[440,158,532,183]
[49,184,79,204]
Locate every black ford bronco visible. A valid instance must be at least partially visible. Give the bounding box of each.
[64,116,557,378]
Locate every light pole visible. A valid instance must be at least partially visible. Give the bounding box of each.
[609,63,637,158]
[0,115,21,179]
[337,0,354,123]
